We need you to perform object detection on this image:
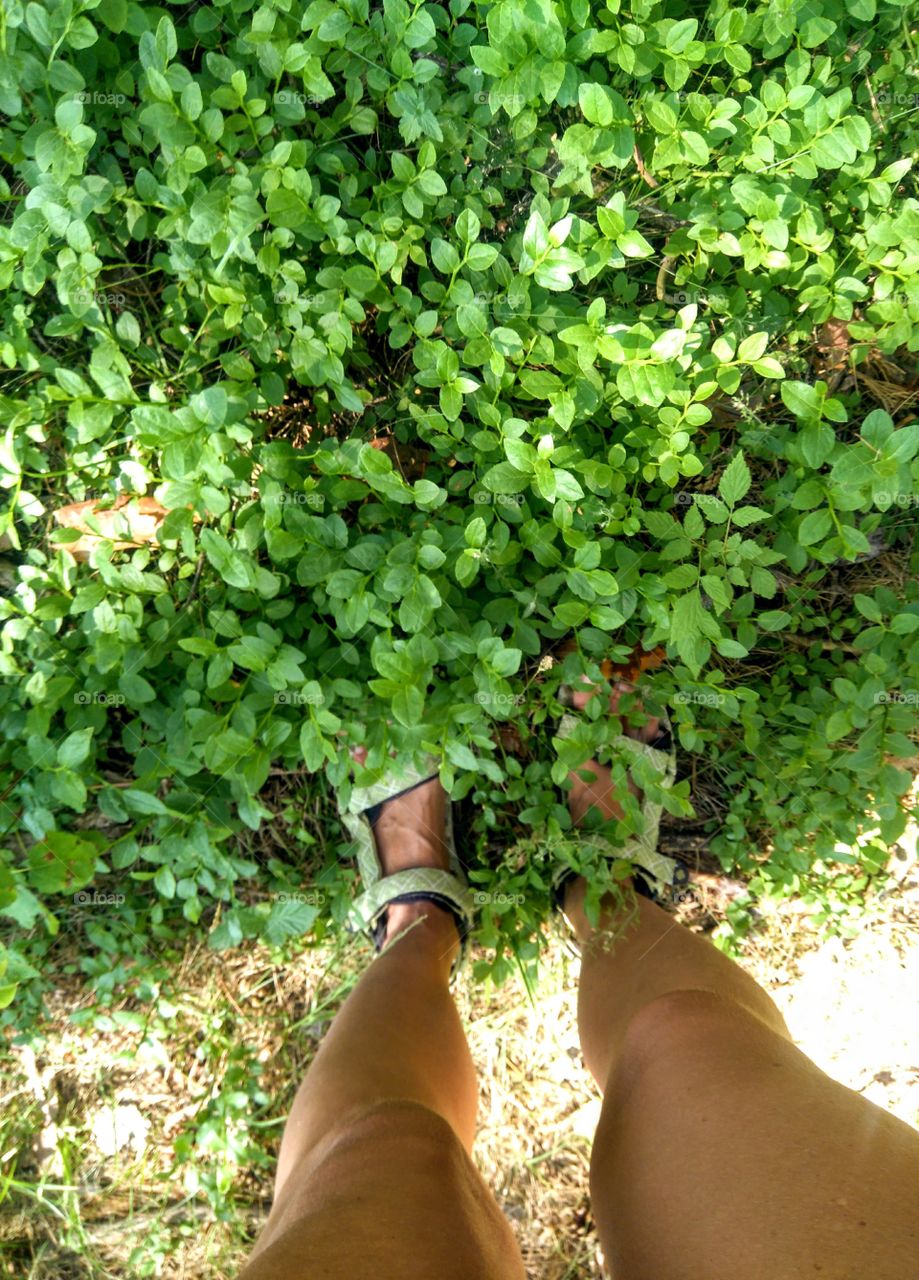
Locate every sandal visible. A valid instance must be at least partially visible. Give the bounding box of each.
[338,756,475,972]
[551,664,690,913]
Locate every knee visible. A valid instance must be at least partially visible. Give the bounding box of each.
[627,985,735,1039]
[265,1099,525,1280]
[619,986,787,1080]
[328,1097,466,1170]
[276,1098,468,1214]
[311,1099,503,1241]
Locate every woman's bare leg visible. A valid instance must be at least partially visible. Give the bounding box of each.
[240,779,525,1280]
[567,743,919,1280]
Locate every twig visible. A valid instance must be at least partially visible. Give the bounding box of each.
[180,553,206,611]
[632,143,659,188]
[655,255,678,301]
[780,636,861,655]
[863,73,883,128]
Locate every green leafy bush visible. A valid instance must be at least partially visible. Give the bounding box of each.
[1,0,917,1005]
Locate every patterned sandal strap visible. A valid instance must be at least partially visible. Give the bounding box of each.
[352,866,474,936]
[554,712,682,899]
[338,757,474,978]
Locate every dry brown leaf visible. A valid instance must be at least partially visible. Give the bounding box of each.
[53,495,175,561]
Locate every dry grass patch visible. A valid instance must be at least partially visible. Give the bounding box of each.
[2,834,918,1279]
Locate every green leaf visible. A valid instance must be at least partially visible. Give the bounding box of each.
[715,638,749,658]
[57,728,93,769]
[781,381,821,420]
[466,243,499,271]
[597,206,625,239]
[737,332,769,362]
[300,720,326,772]
[26,1,53,43]
[393,684,424,726]
[430,238,460,273]
[731,506,769,527]
[617,229,654,258]
[800,424,836,469]
[824,710,851,743]
[758,610,792,632]
[28,832,96,894]
[404,9,436,47]
[579,83,613,126]
[695,494,729,524]
[446,740,478,770]
[483,462,529,494]
[798,509,833,545]
[664,17,698,51]
[670,589,707,644]
[154,865,176,899]
[853,594,881,622]
[263,896,320,945]
[200,529,255,590]
[651,329,687,360]
[719,452,751,506]
[465,516,487,548]
[455,549,478,587]
[683,504,705,538]
[490,646,522,677]
[663,564,698,589]
[455,209,481,243]
[121,789,169,816]
[413,478,445,508]
[399,575,441,631]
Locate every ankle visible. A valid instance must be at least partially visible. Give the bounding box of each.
[563,875,636,944]
[562,875,590,942]
[383,899,460,952]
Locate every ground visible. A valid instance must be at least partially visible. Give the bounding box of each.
[1,830,917,1280]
